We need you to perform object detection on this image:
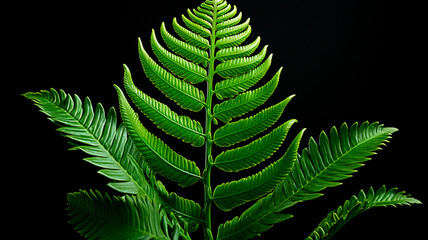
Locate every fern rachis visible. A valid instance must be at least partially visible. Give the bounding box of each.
[24,0,421,239]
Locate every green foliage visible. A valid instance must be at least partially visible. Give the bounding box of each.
[305,186,421,240]
[24,0,420,239]
[67,190,172,240]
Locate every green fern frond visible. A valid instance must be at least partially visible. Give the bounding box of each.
[217,121,397,239]
[276,122,398,208]
[24,88,203,230]
[67,190,171,240]
[25,1,420,239]
[306,186,421,240]
[155,180,203,231]
[23,89,148,195]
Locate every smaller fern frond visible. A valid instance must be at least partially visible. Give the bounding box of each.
[276,122,399,208]
[155,180,203,231]
[217,122,398,239]
[23,89,149,196]
[306,186,422,240]
[67,190,171,240]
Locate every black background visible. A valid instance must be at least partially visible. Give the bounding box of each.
[9,0,425,239]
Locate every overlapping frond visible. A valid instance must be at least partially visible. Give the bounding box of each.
[277,122,398,208]
[23,89,148,195]
[67,190,171,240]
[306,186,421,240]
[24,88,203,231]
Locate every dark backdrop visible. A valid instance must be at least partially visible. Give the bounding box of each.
[11,0,425,239]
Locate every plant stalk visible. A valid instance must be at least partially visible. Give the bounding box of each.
[203,1,219,240]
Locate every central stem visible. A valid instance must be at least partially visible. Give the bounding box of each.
[203,2,218,240]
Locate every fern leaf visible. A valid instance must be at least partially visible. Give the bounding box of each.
[216,25,251,49]
[306,186,421,240]
[276,122,398,208]
[217,5,237,23]
[191,8,213,24]
[138,37,206,111]
[217,211,293,240]
[217,11,242,30]
[213,67,280,123]
[215,45,268,78]
[187,8,212,29]
[116,86,202,187]
[213,0,229,12]
[122,64,205,147]
[217,122,398,239]
[200,2,214,11]
[212,130,305,211]
[181,14,211,38]
[215,36,261,62]
[196,5,214,18]
[216,18,250,39]
[151,30,207,84]
[155,180,203,231]
[215,53,271,100]
[214,120,296,172]
[173,17,210,50]
[23,89,149,195]
[160,22,209,65]
[213,95,294,147]
[67,190,170,240]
